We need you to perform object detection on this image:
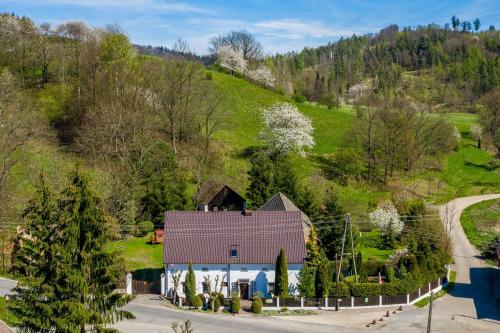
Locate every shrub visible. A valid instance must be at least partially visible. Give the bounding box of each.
[251,296,263,314]
[363,259,385,276]
[197,293,206,308]
[191,295,202,309]
[330,282,350,297]
[350,283,381,297]
[137,221,154,236]
[184,263,196,303]
[293,93,306,103]
[217,293,225,307]
[213,296,221,312]
[230,292,240,314]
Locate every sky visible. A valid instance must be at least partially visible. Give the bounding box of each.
[2,0,499,54]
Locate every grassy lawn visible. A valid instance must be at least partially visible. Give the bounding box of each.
[108,235,164,280]
[357,229,396,261]
[460,199,500,251]
[0,296,18,327]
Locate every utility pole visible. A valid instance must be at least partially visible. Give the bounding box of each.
[335,214,348,311]
[348,213,358,283]
[427,291,434,333]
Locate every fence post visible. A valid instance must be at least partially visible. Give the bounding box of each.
[407,293,410,305]
[351,297,354,308]
[300,297,304,308]
[161,273,166,296]
[179,297,183,307]
[276,297,280,309]
[428,282,431,293]
[126,272,132,295]
[418,288,421,298]
[379,295,382,306]
[324,297,328,308]
[438,277,440,287]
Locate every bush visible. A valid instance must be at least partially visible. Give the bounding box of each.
[217,293,225,307]
[350,283,381,297]
[293,93,306,103]
[330,282,350,297]
[362,259,385,276]
[230,292,240,314]
[251,296,263,314]
[137,221,154,236]
[213,296,221,312]
[191,295,202,309]
[197,293,206,308]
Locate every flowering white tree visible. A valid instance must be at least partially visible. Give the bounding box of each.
[470,125,482,148]
[261,103,315,157]
[248,65,275,88]
[216,44,246,74]
[369,200,403,236]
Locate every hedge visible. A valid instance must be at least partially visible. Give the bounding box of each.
[330,282,350,297]
[350,283,381,297]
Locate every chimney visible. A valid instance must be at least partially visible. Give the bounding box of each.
[243,210,252,217]
[213,206,218,212]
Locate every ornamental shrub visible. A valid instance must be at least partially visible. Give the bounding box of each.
[137,220,154,236]
[251,296,263,314]
[230,292,240,314]
[191,295,202,309]
[197,293,206,308]
[184,263,196,303]
[217,293,225,307]
[350,283,381,297]
[213,296,220,312]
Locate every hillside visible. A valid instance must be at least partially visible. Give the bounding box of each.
[208,70,499,211]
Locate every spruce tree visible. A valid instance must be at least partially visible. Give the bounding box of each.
[184,262,196,303]
[274,248,288,297]
[9,171,134,332]
[246,152,273,207]
[9,175,61,331]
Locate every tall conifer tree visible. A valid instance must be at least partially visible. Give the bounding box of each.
[274,248,288,297]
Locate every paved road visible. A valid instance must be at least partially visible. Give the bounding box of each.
[0,278,16,297]
[368,194,500,332]
[115,194,500,332]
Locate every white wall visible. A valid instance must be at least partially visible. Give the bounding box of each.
[165,263,302,299]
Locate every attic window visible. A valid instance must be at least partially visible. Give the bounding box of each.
[201,267,209,272]
[230,249,238,258]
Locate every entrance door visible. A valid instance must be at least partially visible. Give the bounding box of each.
[239,282,249,299]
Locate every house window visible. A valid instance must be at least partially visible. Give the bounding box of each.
[268,282,275,293]
[202,282,209,294]
[201,267,209,272]
[221,267,228,272]
[222,282,228,287]
[261,267,269,272]
[230,248,238,258]
[240,267,248,272]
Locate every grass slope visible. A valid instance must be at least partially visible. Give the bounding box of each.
[460,199,500,251]
[108,236,164,272]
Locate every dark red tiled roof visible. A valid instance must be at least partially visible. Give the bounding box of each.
[164,211,306,264]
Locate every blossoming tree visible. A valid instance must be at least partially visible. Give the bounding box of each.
[369,200,403,247]
[261,102,314,157]
[216,44,246,75]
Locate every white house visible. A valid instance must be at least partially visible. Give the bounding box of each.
[163,208,307,300]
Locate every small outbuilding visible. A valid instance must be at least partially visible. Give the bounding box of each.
[195,180,246,212]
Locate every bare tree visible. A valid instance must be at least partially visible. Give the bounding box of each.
[210,30,263,61]
[441,202,456,255]
[171,269,183,299]
[0,69,42,222]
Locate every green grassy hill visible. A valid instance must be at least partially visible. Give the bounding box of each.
[209,70,499,212]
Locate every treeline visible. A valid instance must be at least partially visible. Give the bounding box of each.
[269,18,499,110]
[0,13,227,230]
